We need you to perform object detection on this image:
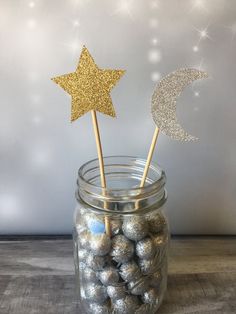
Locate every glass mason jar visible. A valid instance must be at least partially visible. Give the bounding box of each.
[73,156,169,314]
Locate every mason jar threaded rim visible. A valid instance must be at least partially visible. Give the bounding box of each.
[76,156,167,214]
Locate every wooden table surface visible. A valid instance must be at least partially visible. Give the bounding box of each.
[0,236,235,314]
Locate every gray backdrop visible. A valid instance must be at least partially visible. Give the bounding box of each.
[1,0,236,235]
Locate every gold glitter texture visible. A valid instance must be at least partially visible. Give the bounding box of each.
[151,68,208,141]
[52,46,125,121]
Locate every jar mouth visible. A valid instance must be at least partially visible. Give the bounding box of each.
[77,156,167,213]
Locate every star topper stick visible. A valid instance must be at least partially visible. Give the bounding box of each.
[51,46,125,236]
[140,68,208,189]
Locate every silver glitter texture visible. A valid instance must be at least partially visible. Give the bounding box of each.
[110,235,134,263]
[110,219,122,236]
[138,257,156,275]
[151,68,208,141]
[146,212,166,234]
[78,248,87,263]
[136,237,155,259]
[122,216,148,241]
[80,286,86,299]
[107,285,126,300]
[83,267,99,283]
[119,261,141,282]
[79,261,86,272]
[153,232,167,247]
[79,230,91,248]
[127,278,148,295]
[89,302,109,314]
[98,266,120,286]
[85,283,108,304]
[113,296,140,314]
[142,288,159,305]
[90,234,111,256]
[86,253,107,271]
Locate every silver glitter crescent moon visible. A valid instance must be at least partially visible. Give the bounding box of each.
[151,68,208,141]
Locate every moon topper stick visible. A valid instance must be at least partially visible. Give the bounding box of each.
[51,46,125,236]
[140,68,208,189]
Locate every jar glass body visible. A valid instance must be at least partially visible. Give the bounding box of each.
[73,156,169,314]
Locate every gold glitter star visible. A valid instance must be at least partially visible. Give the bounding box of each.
[52,46,125,121]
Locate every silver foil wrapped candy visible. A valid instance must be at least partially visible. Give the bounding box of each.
[79,230,91,248]
[98,266,120,286]
[110,235,134,263]
[122,216,148,241]
[89,302,110,314]
[138,258,156,275]
[142,288,159,305]
[78,248,87,263]
[146,212,166,234]
[86,253,107,271]
[90,234,111,256]
[119,261,141,282]
[85,213,106,235]
[136,237,155,259]
[110,219,122,236]
[113,296,140,314]
[107,285,126,301]
[153,232,168,247]
[127,277,149,295]
[83,266,99,283]
[85,283,108,304]
[79,261,86,270]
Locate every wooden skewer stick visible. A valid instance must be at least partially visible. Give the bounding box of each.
[135,127,159,210]
[91,110,111,237]
[134,127,160,210]
[135,127,160,210]
[140,127,160,188]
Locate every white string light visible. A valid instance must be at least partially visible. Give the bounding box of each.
[148,49,162,63]
[28,1,35,8]
[149,1,161,82]
[151,71,161,82]
[195,26,211,42]
[114,0,134,17]
[73,20,80,27]
[190,0,208,12]
[150,1,159,9]
[151,38,159,46]
[27,18,37,29]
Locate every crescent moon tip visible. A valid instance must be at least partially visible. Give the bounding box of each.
[202,71,209,78]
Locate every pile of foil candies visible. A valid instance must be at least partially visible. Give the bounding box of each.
[75,207,168,314]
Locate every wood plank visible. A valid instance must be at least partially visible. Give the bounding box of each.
[0,237,235,314]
